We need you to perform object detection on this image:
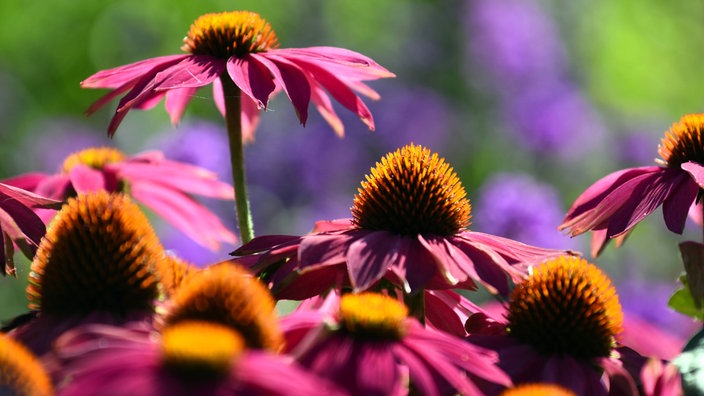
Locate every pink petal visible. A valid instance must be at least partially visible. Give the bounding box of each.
[112,159,234,199]
[151,55,225,91]
[308,77,345,137]
[130,181,237,250]
[164,87,198,125]
[273,47,396,80]
[68,165,107,193]
[227,55,276,109]
[346,231,400,291]
[1,173,51,192]
[0,181,62,208]
[298,232,354,269]
[241,95,261,143]
[662,172,699,233]
[213,78,226,117]
[81,55,188,88]
[251,53,311,125]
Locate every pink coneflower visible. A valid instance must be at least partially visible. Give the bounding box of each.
[4,146,236,250]
[9,192,165,356]
[81,10,394,140]
[53,320,345,396]
[560,113,704,257]
[281,291,512,395]
[466,255,638,396]
[0,183,60,276]
[233,144,572,299]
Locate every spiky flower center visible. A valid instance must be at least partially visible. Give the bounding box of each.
[351,143,472,236]
[182,11,279,58]
[339,292,408,340]
[163,262,283,351]
[62,147,126,173]
[501,383,576,396]
[657,113,704,167]
[27,192,162,315]
[161,320,244,380]
[507,255,623,359]
[0,334,52,396]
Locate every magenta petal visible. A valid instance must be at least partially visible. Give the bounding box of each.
[1,173,51,192]
[227,56,276,109]
[164,87,198,125]
[309,77,345,137]
[273,47,396,80]
[130,181,237,250]
[213,78,226,117]
[298,232,354,269]
[81,55,188,88]
[286,55,375,130]
[396,235,439,292]
[0,198,45,249]
[151,55,225,90]
[68,165,107,193]
[346,231,400,291]
[251,53,311,125]
[241,95,261,143]
[0,182,61,209]
[232,235,301,255]
[662,172,699,233]
[682,161,704,187]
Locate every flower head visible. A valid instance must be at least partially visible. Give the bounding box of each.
[10,192,164,355]
[4,146,236,251]
[234,143,571,298]
[467,255,636,395]
[282,291,512,395]
[53,320,345,396]
[560,113,704,256]
[163,261,283,351]
[0,183,60,276]
[0,333,52,396]
[82,10,394,140]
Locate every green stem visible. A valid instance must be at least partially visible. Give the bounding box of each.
[220,73,254,244]
[404,290,426,324]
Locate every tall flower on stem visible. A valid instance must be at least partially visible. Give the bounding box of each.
[560,113,704,257]
[4,147,236,251]
[81,10,395,243]
[233,143,572,318]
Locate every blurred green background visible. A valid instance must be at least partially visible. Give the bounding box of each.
[1,0,703,335]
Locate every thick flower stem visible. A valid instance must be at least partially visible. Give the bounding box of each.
[220,73,254,244]
[404,291,426,325]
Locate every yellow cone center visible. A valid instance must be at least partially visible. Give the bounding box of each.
[657,113,704,167]
[352,143,472,236]
[339,292,408,340]
[182,11,279,58]
[62,147,126,174]
[507,255,623,359]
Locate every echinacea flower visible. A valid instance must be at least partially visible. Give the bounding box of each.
[0,183,61,276]
[282,291,512,395]
[53,320,345,396]
[162,261,283,352]
[233,143,572,299]
[3,146,236,251]
[466,255,637,396]
[560,113,704,257]
[9,192,165,356]
[0,333,52,396]
[81,10,394,140]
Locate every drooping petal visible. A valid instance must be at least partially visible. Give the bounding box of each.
[81,55,189,88]
[681,161,704,188]
[272,47,396,80]
[282,54,375,130]
[662,172,699,234]
[251,53,311,125]
[0,182,62,209]
[346,231,401,291]
[112,158,234,199]
[164,87,199,125]
[227,55,276,109]
[130,181,237,250]
[308,77,345,137]
[241,94,262,143]
[150,55,225,91]
[298,231,354,270]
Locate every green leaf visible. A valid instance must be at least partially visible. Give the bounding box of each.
[668,282,704,321]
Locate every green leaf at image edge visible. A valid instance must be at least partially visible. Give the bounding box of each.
[668,284,704,321]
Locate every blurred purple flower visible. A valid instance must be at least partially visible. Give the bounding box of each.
[473,172,580,251]
[505,80,606,160]
[465,0,567,90]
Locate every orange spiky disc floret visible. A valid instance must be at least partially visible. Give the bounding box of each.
[27,191,163,315]
[182,11,279,58]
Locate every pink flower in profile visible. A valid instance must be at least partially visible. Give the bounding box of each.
[282,291,512,396]
[4,147,236,250]
[233,144,572,298]
[0,183,60,276]
[560,114,704,257]
[81,10,395,140]
[466,255,638,396]
[52,321,345,396]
